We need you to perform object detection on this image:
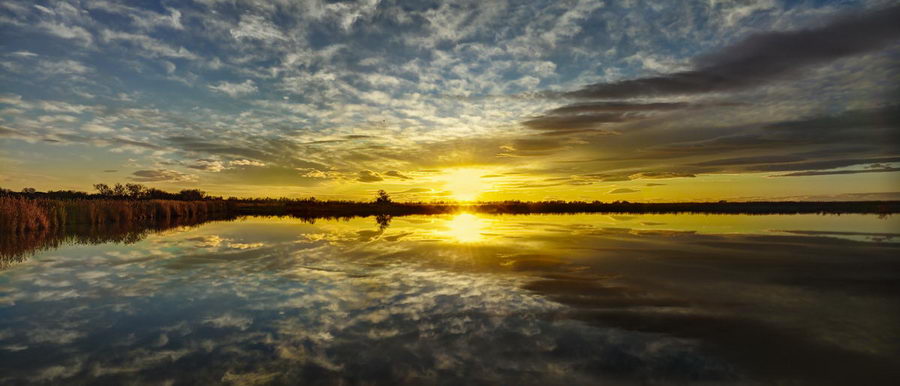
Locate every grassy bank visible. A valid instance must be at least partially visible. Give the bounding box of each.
[0,197,230,233]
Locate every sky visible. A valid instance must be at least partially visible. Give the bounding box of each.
[0,0,898,201]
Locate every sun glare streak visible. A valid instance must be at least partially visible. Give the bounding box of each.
[441,213,488,243]
[442,169,489,202]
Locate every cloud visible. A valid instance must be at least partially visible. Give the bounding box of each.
[394,188,432,194]
[229,159,266,167]
[563,5,900,99]
[230,15,287,42]
[609,188,639,194]
[544,102,696,115]
[0,126,24,137]
[37,60,90,75]
[629,172,695,180]
[100,29,198,59]
[208,80,258,97]
[203,313,252,330]
[298,168,338,179]
[357,170,383,182]
[384,170,411,179]
[82,123,113,133]
[187,159,225,172]
[523,102,745,133]
[37,21,93,45]
[130,169,196,182]
[522,113,631,132]
[772,167,900,177]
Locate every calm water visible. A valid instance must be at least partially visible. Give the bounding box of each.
[1,213,898,385]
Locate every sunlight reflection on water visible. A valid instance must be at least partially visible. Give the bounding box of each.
[0,213,898,384]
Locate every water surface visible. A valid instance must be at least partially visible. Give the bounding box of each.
[1,213,898,384]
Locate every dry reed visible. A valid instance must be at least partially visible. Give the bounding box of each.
[0,197,229,233]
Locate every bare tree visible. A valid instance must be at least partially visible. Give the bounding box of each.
[94,183,113,196]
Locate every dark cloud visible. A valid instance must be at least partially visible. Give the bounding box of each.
[0,126,24,136]
[579,171,695,182]
[694,154,813,167]
[394,188,431,194]
[166,136,272,160]
[186,159,225,172]
[109,137,163,149]
[357,170,383,182]
[130,169,195,182]
[498,138,571,156]
[545,102,693,114]
[744,157,900,172]
[22,131,162,150]
[563,5,900,99]
[629,105,900,171]
[384,170,411,179]
[609,188,639,194]
[581,173,631,182]
[523,102,742,133]
[102,169,117,173]
[545,101,743,115]
[629,172,695,179]
[522,112,633,131]
[773,167,900,177]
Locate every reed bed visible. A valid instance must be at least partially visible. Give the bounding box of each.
[0,197,230,233]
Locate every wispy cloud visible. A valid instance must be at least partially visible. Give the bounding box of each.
[208,80,257,97]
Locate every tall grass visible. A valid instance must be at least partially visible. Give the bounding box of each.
[0,197,50,233]
[0,197,230,233]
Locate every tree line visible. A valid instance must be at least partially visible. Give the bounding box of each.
[2,184,213,201]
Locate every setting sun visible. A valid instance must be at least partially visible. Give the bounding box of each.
[442,169,490,202]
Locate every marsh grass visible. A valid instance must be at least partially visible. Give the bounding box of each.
[0,197,230,233]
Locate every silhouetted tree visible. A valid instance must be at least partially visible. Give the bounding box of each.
[112,183,127,197]
[146,188,175,200]
[21,187,36,194]
[125,183,147,199]
[94,183,113,196]
[178,189,205,201]
[375,190,391,204]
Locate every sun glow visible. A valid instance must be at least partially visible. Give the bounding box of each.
[441,213,488,243]
[442,168,490,202]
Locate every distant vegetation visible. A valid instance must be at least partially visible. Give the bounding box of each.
[2,184,898,235]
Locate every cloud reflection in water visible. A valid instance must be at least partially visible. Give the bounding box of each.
[0,213,898,384]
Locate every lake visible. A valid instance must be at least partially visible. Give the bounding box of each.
[1,213,898,384]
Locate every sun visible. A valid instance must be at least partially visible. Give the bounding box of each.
[442,168,489,202]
